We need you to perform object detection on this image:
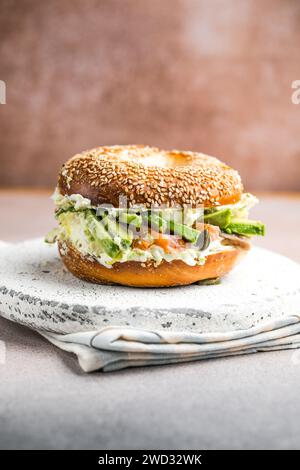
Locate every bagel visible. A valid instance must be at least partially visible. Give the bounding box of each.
[58,145,243,208]
[46,145,264,288]
[58,240,247,287]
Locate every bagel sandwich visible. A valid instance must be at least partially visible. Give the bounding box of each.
[46,145,265,287]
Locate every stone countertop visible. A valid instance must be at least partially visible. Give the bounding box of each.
[0,191,300,450]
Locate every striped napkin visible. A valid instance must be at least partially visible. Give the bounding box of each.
[41,317,300,372]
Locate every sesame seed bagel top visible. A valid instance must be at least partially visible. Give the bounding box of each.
[58,145,243,208]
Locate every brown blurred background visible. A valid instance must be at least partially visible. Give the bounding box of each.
[0,0,300,190]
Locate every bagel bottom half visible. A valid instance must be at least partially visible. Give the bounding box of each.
[58,240,248,287]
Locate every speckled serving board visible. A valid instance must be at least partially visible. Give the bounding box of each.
[0,238,299,335]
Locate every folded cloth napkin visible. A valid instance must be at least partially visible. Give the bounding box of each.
[41,318,300,372]
[1,239,300,372]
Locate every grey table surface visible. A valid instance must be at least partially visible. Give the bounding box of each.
[0,191,300,450]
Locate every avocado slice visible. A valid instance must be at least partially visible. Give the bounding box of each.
[195,277,221,286]
[101,215,133,249]
[224,218,265,236]
[147,211,203,244]
[168,220,202,244]
[118,211,142,228]
[147,212,168,233]
[203,208,232,229]
[85,211,121,258]
[55,206,77,218]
